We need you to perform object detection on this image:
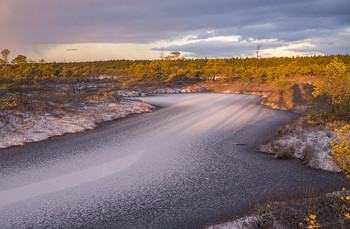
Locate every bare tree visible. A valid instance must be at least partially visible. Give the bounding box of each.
[1,49,11,65]
[256,44,262,59]
[256,44,262,71]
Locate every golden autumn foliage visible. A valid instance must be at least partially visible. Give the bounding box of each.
[313,57,350,114]
[305,213,322,229]
[329,125,350,178]
[329,125,350,224]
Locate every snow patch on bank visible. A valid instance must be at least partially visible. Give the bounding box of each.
[206,215,283,229]
[116,87,207,97]
[206,216,262,229]
[258,118,339,172]
[0,100,154,149]
[0,86,207,149]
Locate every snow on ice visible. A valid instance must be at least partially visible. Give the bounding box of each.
[258,119,339,172]
[0,100,154,149]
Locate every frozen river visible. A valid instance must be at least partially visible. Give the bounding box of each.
[0,93,345,228]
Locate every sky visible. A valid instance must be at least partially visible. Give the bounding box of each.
[0,0,349,62]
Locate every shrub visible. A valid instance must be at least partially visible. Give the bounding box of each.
[329,125,350,177]
[313,57,350,116]
[271,76,293,94]
[329,125,350,224]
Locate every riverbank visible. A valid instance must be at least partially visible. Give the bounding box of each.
[0,98,154,149]
[0,82,209,149]
[205,190,349,229]
[0,82,155,148]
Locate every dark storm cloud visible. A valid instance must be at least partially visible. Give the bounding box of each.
[1,0,349,57]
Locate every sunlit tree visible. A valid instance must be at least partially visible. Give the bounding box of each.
[0,49,11,65]
[11,54,27,64]
[329,125,350,223]
[166,51,181,61]
[312,57,350,113]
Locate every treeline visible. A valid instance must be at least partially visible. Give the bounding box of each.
[121,52,350,87]
[1,49,350,119]
[1,49,350,88]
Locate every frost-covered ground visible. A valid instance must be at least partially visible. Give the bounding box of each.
[258,117,339,172]
[207,190,347,229]
[206,216,268,229]
[0,99,154,148]
[116,86,207,97]
[0,85,206,149]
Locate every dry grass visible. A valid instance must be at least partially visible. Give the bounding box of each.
[205,190,350,229]
[246,192,349,229]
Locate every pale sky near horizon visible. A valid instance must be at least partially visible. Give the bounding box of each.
[0,0,349,62]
